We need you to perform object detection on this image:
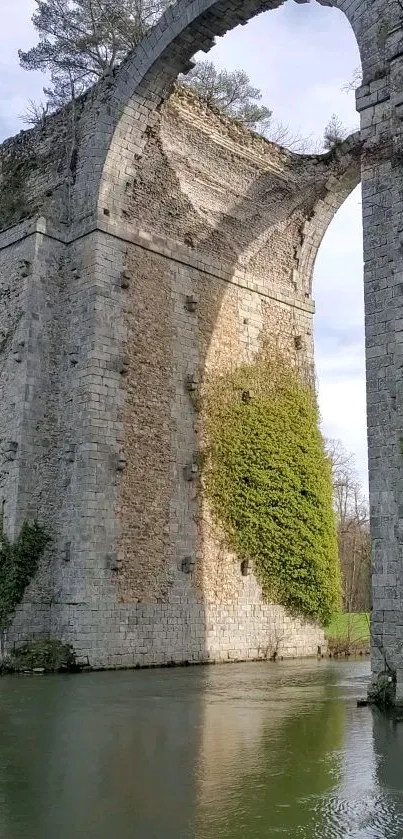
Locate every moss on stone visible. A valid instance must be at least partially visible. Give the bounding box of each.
[368,671,396,710]
[1,639,78,674]
[0,520,50,633]
[0,150,39,229]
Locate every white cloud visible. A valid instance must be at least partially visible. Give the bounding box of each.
[319,376,368,490]
[314,186,366,488]
[0,0,367,488]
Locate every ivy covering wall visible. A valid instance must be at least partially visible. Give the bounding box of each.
[0,521,50,634]
[202,349,341,625]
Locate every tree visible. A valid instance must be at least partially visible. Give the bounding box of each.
[180,61,272,131]
[323,114,348,150]
[265,121,323,154]
[342,67,362,94]
[19,0,346,156]
[326,439,371,613]
[19,0,171,110]
[20,98,50,127]
[180,62,325,148]
[19,3,275,132]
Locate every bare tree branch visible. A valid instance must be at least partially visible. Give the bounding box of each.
[325,438,371,613]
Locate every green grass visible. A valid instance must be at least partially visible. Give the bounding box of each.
[325,613,370,643]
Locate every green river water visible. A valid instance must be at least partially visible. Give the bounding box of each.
[0,659,402,839]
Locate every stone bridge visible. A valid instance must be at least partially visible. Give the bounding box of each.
[0,0,401,684]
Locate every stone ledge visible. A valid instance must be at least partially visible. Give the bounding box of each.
[0,214,316,313]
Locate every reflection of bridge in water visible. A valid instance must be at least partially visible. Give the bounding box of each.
[371,713,403,838]
[0,660,403,837]
[195,663,403,838]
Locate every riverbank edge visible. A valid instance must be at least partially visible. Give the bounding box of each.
[0,648,371,676]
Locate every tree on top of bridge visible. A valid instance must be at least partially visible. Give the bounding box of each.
[19,0,274,134]
[19,0,171,111]
[19,0,348,151]
[179,61,272,132]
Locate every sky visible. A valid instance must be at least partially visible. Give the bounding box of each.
[0,0,367,491]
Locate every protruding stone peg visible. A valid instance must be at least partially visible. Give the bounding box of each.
[18,260,31,278]
[68,345,79,366]
[63,542,71,562]
[241,390,254,404]
[185,295,198,313]
[185,373,198,392]
[117,356,129,375]
[116,452,127,472]
[120,270,130,289]
[106,553,120,572]
[184,462,198,481]
[181,556,195,574]
[241,558,252,577]
[4,441,18,461]
[64,445,76,463]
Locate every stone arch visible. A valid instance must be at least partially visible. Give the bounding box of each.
[14,0,400,680]
[86,0,365,640]
[82,0,403,682]
[76,0,394,666]
[138,87,363,296]
[73,0,379,224]
[3,0,403,680]
[297,133,362,298]
[236,135,362,297]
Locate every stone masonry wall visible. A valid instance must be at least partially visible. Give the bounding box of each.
[0,219,68,640]
[118,246,175,603]
[0,66,361,667]
[71,0,403,689]
[129,87,360,292]
[2,0,403,690]
[0,89,103,233]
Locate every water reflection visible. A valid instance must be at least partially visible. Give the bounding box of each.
[0,661,402,838]
[195,664,343,838]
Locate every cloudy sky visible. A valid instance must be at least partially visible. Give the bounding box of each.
[0,0,367,490]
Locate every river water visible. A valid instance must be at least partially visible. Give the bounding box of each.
[0,659,403,839]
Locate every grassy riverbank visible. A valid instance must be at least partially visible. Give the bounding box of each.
[325,613,370,656]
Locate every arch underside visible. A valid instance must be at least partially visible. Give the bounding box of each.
[89,0,367,224]
[125,90,362,298]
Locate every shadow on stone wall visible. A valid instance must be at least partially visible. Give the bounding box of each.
[110,103,361,665]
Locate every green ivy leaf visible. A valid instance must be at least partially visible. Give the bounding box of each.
[202,351,341,625]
